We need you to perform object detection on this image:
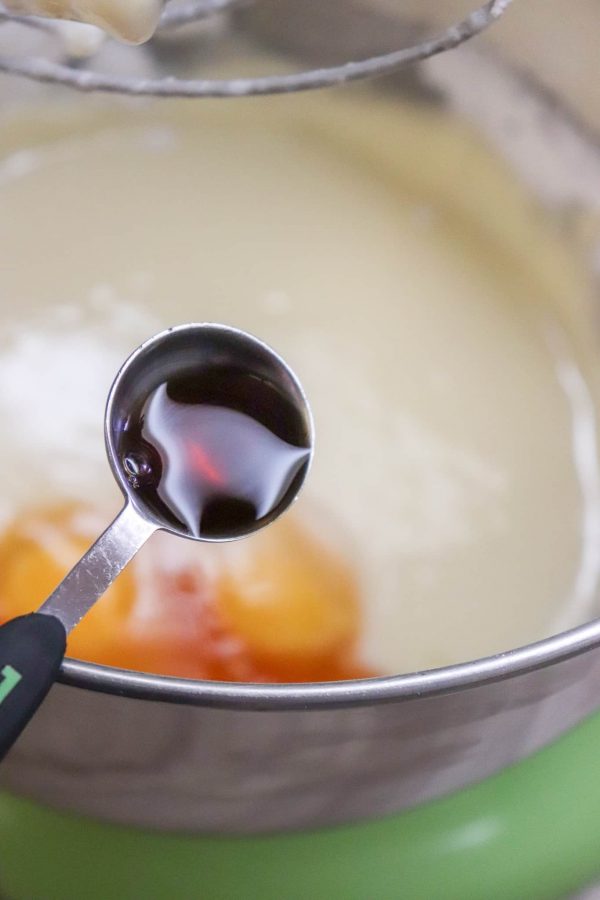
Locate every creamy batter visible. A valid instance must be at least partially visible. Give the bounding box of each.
[4,0,161,43]
[0,93,598,673]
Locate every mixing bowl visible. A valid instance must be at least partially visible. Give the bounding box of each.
[0,2,599,897]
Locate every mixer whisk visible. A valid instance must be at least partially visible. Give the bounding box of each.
[0,0,513,97]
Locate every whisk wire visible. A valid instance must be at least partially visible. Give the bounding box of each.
[0,0,514,98]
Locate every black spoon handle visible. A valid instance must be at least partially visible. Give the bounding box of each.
[0,613,67,761]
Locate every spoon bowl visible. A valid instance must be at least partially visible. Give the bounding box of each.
[106,323,314,540]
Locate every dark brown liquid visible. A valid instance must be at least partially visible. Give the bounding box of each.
[118,367,311,539]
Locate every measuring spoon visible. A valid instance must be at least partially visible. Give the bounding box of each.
[0,323,313,759]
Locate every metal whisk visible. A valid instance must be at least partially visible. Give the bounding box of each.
[0,0,513,98]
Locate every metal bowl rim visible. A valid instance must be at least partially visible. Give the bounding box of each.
[59,615,600,709]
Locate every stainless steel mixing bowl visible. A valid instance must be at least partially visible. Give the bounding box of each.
[1,0,600,834]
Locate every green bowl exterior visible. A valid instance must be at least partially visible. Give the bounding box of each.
[2,710,600,900]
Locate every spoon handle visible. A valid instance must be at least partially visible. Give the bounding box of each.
[0,613,66,761]
[0,503,156,760]
[38,502,156,633]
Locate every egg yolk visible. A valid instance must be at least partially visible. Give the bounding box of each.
[0,503,373,682]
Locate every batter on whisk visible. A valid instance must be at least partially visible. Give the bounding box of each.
[3,0,162,42]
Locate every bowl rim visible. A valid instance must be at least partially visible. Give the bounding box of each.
[58,615,600,710]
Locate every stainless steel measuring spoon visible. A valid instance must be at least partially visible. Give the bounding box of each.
[0,323,313,759]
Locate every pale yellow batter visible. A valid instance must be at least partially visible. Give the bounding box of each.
[4,0,161,43]
[0,92,598,673]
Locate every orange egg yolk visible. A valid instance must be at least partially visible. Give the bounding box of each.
[0,503,373,682]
